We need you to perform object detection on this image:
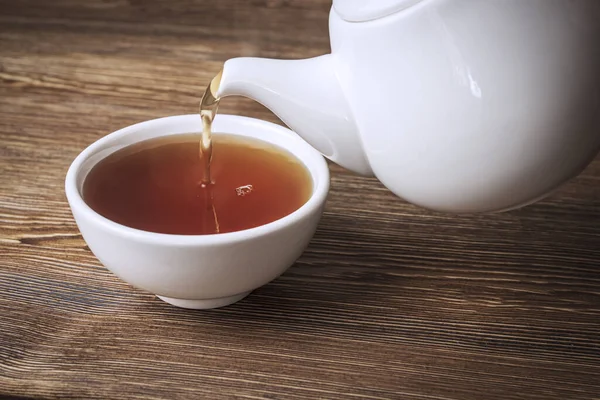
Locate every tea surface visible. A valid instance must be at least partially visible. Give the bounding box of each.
[83,133,312,235]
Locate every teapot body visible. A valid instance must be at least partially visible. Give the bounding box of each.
[330,0,600,212]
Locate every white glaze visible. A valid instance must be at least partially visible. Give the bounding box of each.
[65,115,329,309]
[217,0,600,213]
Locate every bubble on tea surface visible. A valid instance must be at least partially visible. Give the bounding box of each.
[236,185,254,197]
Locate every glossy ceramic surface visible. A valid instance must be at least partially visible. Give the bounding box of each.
[65,115,330,309]
[218,0,600,213]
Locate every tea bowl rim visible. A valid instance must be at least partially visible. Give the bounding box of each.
[65,114,330,247]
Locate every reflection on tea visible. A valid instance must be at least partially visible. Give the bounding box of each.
[83,133,312,235]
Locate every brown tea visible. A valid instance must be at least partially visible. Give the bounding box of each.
[82,133,312,235]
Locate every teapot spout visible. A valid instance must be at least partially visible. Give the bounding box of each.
[216,55,373,176]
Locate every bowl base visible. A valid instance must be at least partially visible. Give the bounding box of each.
[157,291,251,309]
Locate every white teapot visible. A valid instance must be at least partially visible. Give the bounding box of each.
[216,0,600,213]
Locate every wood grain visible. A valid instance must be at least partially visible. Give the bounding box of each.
[1,1,600,399]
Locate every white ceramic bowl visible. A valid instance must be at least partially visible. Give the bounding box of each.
[65,114,329,309]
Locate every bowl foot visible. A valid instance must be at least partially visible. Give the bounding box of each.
[157,291,251,309]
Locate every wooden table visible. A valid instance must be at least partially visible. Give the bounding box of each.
[1,1,600,399]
